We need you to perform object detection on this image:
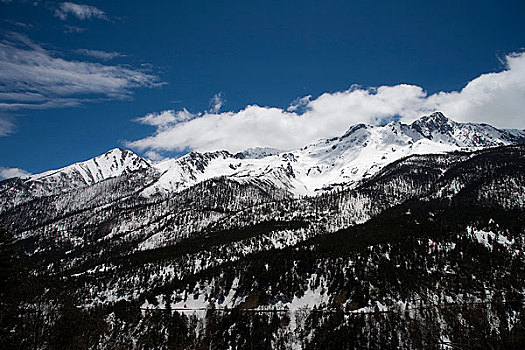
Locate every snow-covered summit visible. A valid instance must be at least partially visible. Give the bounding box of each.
[10,148,149,200]
[410,112,525,146]
[30,148,151,185]
[0,148,152,210]
[234,147,283,159]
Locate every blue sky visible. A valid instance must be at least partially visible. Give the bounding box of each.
[0,0,524,177]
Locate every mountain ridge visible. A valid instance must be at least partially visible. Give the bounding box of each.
[140,112,525,196]
[3,112,525,201]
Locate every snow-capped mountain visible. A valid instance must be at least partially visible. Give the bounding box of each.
[141,112,525,196]
[29,147,151,188]
[3,113,524,202]
[410,112,525,146]
[0,148,151,211]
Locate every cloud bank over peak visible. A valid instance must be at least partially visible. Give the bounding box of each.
[128,51,525,155]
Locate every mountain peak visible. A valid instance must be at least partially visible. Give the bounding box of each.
[340,123,368,139]
[28,147,150,190]
[427,111,448,122]
[412,111,451,126]
[102,147,141,159]
[234,147,282,159]
[104,147,130,155]
[410,112,455,137]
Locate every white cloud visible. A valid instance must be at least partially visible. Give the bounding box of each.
[421,52,525,128]
[64,25,87,34]
[55,2,107,21]
[0,118,14,136]
[4,19,33,29]
[0,92,46,102]
[75,48,125,60]
[0,33,161,114]
[0,166,31,180]
[144,150,165,162]
[287,95,312,112]
[127,51,525,154]
[135,109,195,129]
[209,92,225,113]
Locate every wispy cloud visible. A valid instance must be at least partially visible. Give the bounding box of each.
[135,109,195,129]
[0,92,46,102]
[64,25,86,34]
[128,51,525,154]
[287,95,312,112]
[75,48,125,60]
[55,2,107,21]
[208,92,225,113]
[0,33,162,115]
[0,118,14,136]
[144,150,165,162]
[0,166,31,180]
[4,19,33,29]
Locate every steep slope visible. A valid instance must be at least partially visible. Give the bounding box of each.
[27,147,152,190]
[0,148,151,212]
[32,148,150,182]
